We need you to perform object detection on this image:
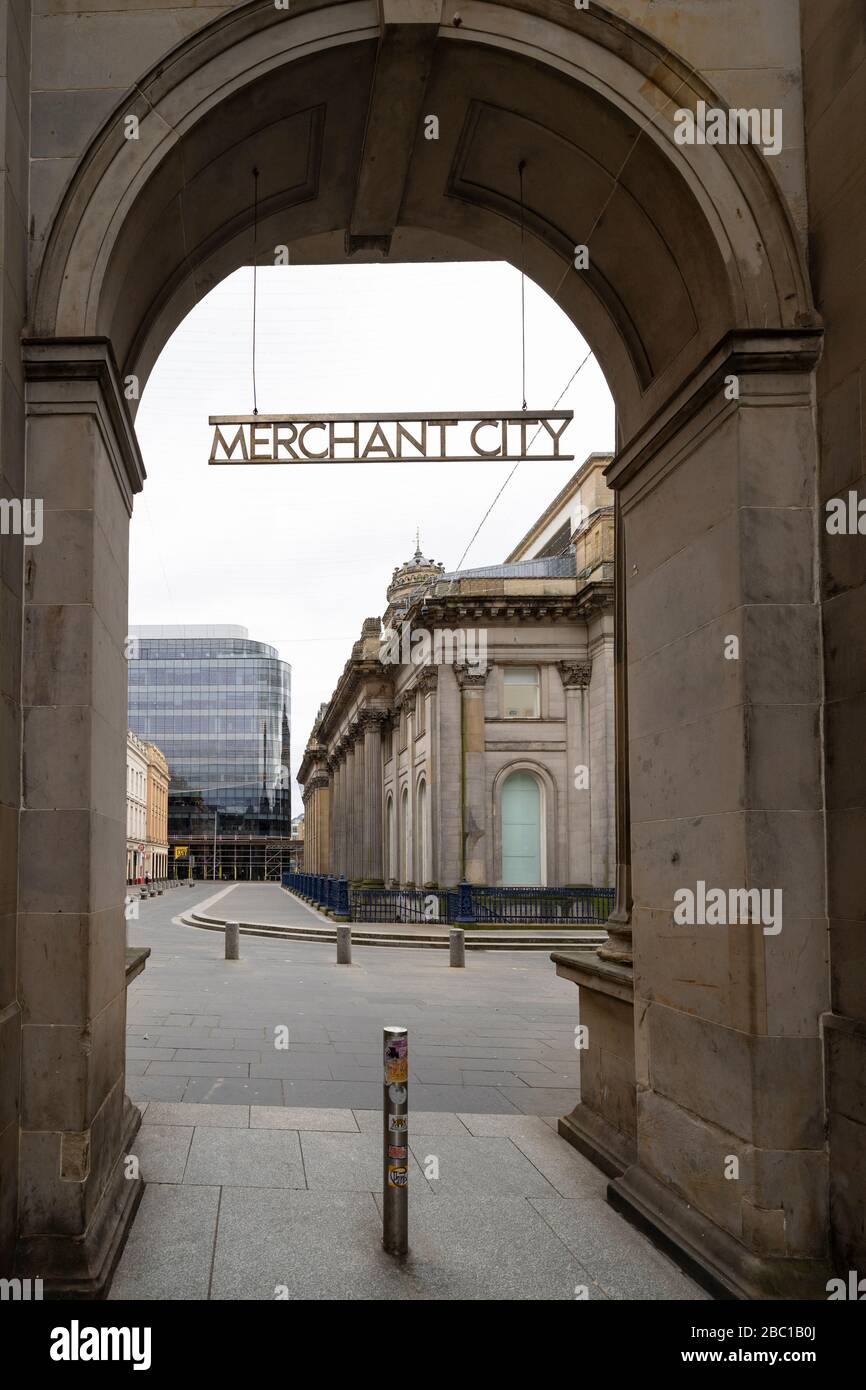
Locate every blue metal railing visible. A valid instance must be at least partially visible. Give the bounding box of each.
[350,887,446,924]
[282,873,612,926]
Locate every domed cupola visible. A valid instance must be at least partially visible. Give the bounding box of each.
[384,533,445,623]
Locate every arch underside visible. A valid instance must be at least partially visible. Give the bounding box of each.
[32,0,814,439]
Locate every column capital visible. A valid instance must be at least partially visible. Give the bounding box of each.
[455,664,488,689]
[359,706,390,730]
[414,666,439,694]
[558,660,593,689]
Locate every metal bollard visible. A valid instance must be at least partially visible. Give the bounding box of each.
[382,1026,408,1256]
[449,926,466,968]
[336,924,352,965]
[225,921,240,960]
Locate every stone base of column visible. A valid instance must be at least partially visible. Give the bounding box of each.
[608,1164,835,1301]
[551,949,637,1177]
[558,1105,635,1179]
[16,1094,144,1299]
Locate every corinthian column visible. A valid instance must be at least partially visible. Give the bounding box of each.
[343,739,355,880]
[361,710,386,882]
[352,726,365,881]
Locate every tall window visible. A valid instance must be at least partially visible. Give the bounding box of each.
[501,771,542,885]
[400,787,411,883]
[385,794,394,881]
[416,779,429,883]
[504,667,540,718]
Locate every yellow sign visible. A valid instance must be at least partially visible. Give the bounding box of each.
[174,845,189,859]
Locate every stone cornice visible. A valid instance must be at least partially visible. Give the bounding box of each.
[607,329,824,493]
[412,593,591,625]
[23,337,146,516]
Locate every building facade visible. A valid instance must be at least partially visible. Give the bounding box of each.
[125,731,148,882]
[144,742,169,880]
[128,625,291,880]
[299,456,615,889]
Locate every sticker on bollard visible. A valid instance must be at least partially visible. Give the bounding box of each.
[382,1025,408,1256]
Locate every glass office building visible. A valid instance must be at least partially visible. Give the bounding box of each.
[128,625,291,880]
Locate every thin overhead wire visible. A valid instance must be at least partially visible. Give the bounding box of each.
[518,159,527,412]
[450,344,595,576]
[251,167,260,416]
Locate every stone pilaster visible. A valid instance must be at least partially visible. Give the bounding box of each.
[558,661,593,886]
[16,339,145,1291]
[455,665,488,884]
[598,491,633,965]
[608,330,830,1296]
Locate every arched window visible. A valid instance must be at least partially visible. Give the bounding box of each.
[385,794,394,882]
[416,779,429,884]
[401,787,411,883]
[501,771,543,885]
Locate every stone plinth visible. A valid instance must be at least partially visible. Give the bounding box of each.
[551,949,636,1178]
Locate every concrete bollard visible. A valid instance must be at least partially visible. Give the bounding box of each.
[449,927,466,968]
[225,921,240,960]
[336,924,352,965]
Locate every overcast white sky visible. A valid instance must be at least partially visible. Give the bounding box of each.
[131,262,615,803]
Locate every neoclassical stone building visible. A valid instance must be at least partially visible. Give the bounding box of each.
[300,455,615,889]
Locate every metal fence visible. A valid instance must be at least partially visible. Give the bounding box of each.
[458,885,614,924]
[351,887,446,924]
[282,873,612,926]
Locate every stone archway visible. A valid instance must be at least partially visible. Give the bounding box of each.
[12,0,830,1297]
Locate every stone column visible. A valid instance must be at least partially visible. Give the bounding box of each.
[352,729,365,881]
[557,661,593,885]
[343,740,355,880]
[361,711,385,883]
[327,755,339,874]
[15,340,145,1290]
[340,749,350,877]
[456,666,488,884]
[608,331,830,1296]
[418,668,438,882]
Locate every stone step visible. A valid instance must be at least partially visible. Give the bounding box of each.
[181,912,606,952]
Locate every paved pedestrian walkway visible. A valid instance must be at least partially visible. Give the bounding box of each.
[126,884,586,1113]
[119,886,707,1300]
[110,1102,706,1300]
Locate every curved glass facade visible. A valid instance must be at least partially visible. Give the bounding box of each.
[128,628,291,879]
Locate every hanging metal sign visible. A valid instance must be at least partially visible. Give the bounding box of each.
[208,411,573,465]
